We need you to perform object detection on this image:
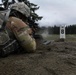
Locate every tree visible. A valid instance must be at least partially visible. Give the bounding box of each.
[2,0,15,9]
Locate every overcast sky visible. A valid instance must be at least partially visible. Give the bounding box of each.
[0,0,76,26]
[29,0,76,26]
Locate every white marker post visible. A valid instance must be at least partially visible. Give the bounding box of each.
[60,25,66,41]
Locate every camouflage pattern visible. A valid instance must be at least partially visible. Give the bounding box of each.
[0,31,10,45]
[0,11,6,28]
[0,11,10,45]
[6,17,36,52]
[10,2,30,17]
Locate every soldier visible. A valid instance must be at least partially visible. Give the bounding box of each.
[6,2,36,52]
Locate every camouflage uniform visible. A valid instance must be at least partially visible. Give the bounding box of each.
[6,2,36,52]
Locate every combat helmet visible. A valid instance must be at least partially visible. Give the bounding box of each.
[10,2,30,17]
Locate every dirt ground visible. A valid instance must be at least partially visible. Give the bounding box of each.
[0,40,76,75]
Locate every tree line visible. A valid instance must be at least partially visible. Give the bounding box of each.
[40,25,76,34]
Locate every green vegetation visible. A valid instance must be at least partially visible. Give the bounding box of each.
[66,34,76,41]
[40,25,76,34]
[42,34,76,42]
[42,34,59,40]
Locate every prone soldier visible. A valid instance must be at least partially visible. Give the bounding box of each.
[6,2,36,52]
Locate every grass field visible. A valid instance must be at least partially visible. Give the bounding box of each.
[42,34,76,41]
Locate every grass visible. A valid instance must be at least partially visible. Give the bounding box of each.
[42,34,76,42]
[66,34,76,41]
